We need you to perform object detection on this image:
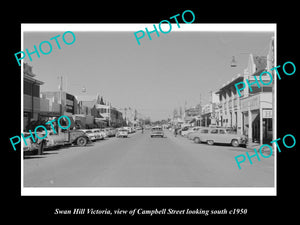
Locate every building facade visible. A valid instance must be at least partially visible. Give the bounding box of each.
[216,51,274,144]
[216,74,243,132]
[23,63,45,130]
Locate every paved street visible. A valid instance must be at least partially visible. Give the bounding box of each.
[23,130,274,187]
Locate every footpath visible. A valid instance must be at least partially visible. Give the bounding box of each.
[246,142,275,156]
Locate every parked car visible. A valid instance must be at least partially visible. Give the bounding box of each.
[116,128,129,138]
[25,129,90,155]
[193,127,247,147]
[23,132,40,152]
[125,126,135,134]
[182,126,202,137]
[180,126,191,136]
[188,127,209,140]
[107,128,117,137]
[150,126,164,138]
[100,129,108,138]
[91,128,104,140]
[191,128,211,142]
[80,129,96,142]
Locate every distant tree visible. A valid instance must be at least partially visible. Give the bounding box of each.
[144,117,151,125]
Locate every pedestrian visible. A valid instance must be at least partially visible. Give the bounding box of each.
[174,127,177,137]
[141,126,144,134]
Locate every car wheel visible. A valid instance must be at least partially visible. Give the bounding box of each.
[207,140,214,145]
[231,139,240,147]
[194,137,201,144]
[77,136,87,146]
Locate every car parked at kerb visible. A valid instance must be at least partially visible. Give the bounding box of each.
[79,129,96,142]
[188,127,210,140]
[193,127,247,147]
[183,126,203,137]
[23,129,90,155]
[116,128,129,138]
[91,129,104,140]
[107,128,117,137]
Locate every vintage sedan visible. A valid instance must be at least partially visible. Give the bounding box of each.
[150,126,164,138]
[116,128,129,138]
[91,128,104,140]
[80,129,96,142]
[193,128,247,147]
[183,126,203,138]
[107,128,117,137]
[188,127,210,140]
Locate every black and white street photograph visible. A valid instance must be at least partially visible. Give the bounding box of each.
[21,24,276,195]
[4,2,299,221]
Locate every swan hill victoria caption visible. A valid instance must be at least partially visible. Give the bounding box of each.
[54,208,235,216]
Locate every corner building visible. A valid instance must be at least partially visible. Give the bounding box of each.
[217,53,273,145]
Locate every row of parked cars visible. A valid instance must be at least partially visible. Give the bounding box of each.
[82,127,138,139]
[81,128,117,141]
[178,126,248,147]
[23,126,137,155]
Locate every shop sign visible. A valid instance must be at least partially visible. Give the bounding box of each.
[66,93,74,113]
[262,109,272,118]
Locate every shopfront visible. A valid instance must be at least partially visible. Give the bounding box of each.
[201,113,211,127]
[240,92,273,144]
[262,109,273,143]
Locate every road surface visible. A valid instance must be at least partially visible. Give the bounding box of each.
[23,130,274,187]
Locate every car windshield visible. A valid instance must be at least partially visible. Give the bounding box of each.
[119,129,127,132]
[152,127,162,131]
[85,131,92,133]
[152,128,162,132]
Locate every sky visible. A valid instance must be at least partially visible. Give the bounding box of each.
[23,28,273,121]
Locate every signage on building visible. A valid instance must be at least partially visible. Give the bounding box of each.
[66,93,75,114]
[262,109,272,118]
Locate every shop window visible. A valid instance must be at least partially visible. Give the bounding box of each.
[23,80,40,97]
[24,81,32,95]
[32,85,40,97]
